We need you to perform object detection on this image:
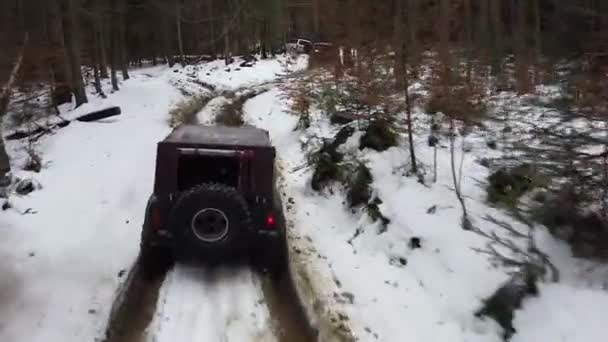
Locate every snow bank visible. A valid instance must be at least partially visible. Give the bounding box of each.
[0,66,181,342]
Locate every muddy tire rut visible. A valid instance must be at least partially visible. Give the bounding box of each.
[103,256,316,342]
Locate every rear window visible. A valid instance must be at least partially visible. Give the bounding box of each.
[177,155,239,191]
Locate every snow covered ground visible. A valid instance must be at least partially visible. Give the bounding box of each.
[244,83,608,342]
[179,55,308,92]
[2,54,607,342]
[0,66,180,342]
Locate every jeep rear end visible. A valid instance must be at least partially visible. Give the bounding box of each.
[142,126,281,255]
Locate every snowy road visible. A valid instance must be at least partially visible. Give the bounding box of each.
[1,57,314,342]
[148,265,274,342]
[100,59,315,342]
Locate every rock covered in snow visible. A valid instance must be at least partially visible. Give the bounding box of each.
[15,178,41,195]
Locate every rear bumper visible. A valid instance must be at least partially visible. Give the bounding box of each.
[144,226,283,249]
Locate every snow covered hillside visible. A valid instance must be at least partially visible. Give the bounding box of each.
[243,81,608,341]
[1,54,607,342]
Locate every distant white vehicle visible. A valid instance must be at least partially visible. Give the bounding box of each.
[286,38,312,54]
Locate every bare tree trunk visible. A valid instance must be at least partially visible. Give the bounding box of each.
[312,0,320,39]
[48,0,72,105]
[63,0,88,107]
[464,0,473,83]
[224,18,231,65]
[261,19,268,59]
[119,0,130,80]
[450,119,470,229]
[110,0,119,91]
[208,0,216,56]
[407,0,418,69]
[394,0,417,173]
[491,0,503,83]
[0,33,29,179]
[96,0,108,78]
[176,1,185,65]
[478,0,489,53]
[439,0,450,75]
[160,2,175,67]
[393,0,404,89]
[515,0,531,94]
[533,0,542,84]
[92,23,105,97]
[403,51,417,174]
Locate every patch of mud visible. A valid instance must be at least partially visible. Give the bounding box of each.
[260,264,317,342]
[274,160,357,342]
[103,259,171,342]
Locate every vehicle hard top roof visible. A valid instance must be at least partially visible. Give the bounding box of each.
[163,125,272,148]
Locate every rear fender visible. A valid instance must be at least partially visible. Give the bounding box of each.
[143,194,172,237]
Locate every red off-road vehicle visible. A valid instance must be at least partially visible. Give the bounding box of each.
[140,125,286,272]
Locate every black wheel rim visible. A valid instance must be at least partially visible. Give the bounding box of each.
[190,208,230,243]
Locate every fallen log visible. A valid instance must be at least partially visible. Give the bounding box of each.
[75,106,121,122]
[5,106,121,141]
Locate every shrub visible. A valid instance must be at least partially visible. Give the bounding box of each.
[346,163,373,208]
[487,164,544,207]
[533,187,608,260]
[366,197,391,228]
[308,126,356,191]
[308,137,345,191]
[333,125,355,146]
[359,118,398,152]
[476,264,541,340]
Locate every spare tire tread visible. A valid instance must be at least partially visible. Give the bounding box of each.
[169,183,251,259]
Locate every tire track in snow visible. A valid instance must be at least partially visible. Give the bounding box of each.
[146,264,275,342]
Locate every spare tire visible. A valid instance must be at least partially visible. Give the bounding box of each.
[169,183,250,259]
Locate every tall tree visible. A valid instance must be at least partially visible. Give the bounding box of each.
[109,0,119,90]
[515,0,531,93]
[47,0,72,105]
[394,0,417,173]
[406,0,418,69]
[62,0,88,106]
[439,0,450,73]
[119,0,130,80]
[176,0,185,65]
[208,0,217,56]
[490,0,503,78]
[0,33,28,179]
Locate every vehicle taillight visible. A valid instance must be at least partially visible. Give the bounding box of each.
[265,213,276,230]
[150,208,162,230]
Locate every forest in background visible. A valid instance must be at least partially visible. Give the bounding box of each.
[0,0,606,105]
